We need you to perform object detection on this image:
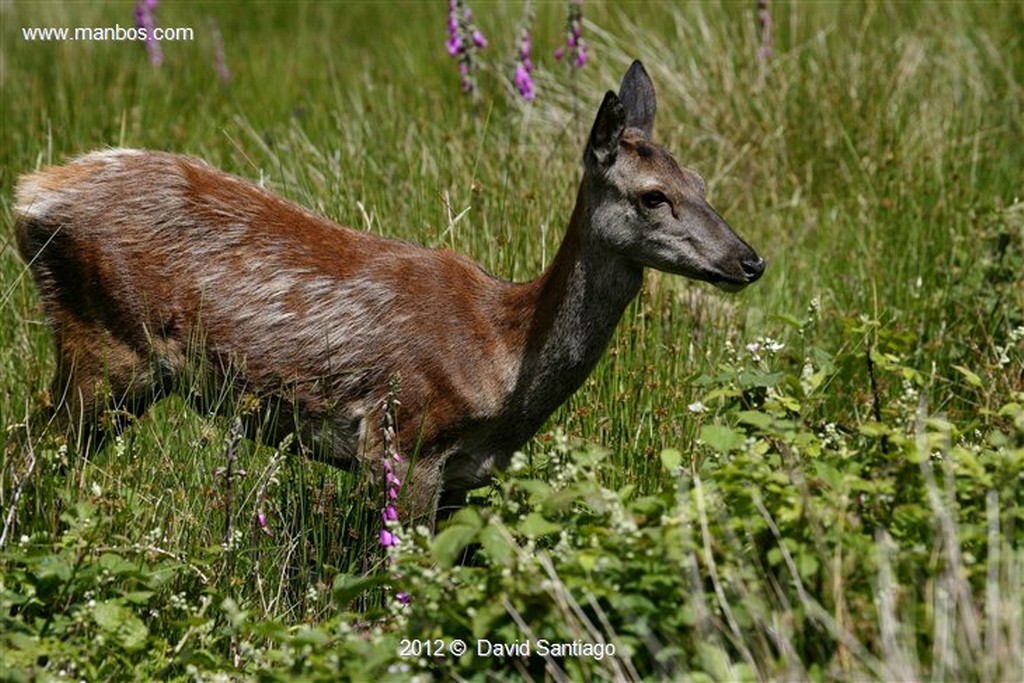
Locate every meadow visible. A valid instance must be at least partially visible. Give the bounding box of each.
[1,1,1022,680]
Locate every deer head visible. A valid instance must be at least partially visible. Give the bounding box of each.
[583,61,765,291]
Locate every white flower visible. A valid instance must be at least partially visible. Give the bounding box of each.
[687,401,707,414]
[509,451,528,472]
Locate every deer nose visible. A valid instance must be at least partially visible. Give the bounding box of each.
[741,257,766,282]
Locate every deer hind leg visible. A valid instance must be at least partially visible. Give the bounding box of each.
[436,487,470,524]
[45,320,165,456]
[386,456,445,530]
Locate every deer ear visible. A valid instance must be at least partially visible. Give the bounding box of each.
[585,90,626,169]
[618,60,656,138]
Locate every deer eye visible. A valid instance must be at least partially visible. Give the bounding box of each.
[641,190,669,209]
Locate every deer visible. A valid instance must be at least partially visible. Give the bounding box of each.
[14,61,764,525]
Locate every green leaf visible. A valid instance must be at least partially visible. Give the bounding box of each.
[997,402,1021,417]
[798,551,820,580]
[738,370,784,388]
[802,368,828,394]
[736,411,773,430]
[578,552,599,573]
[858,421,892,438]
[774,393,802,413]
[515,479,553,502]
[292,627,331,647]
[659,448,683,471]
[33,555,72,593]
[478,524,515,568]
[470,601,506,640]
[332,573,388,606]
[4,631,38,653]
[121,591,155,605]
[517,512,562,539]
[446,506,484,530]
[99,552,139,576]
[542,486,586,515]
[432,523,479,568]
[93,601,148,652]
[699,424,746,453]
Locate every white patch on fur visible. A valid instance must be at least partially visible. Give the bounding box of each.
[82,147,146,163]
[14,174,59,221]
[15,148,147,221]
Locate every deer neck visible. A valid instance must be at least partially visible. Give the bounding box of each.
[507,178,644,418]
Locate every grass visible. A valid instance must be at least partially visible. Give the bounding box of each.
[2,1,1023,680]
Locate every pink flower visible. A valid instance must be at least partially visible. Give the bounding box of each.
[514,63,535,101]
[134,0,163,67]
[445,0,484,96]
[556,0,587,69]
[379,384,408,598]
[513,26,535,101]
[447,35,463,57]
[574,40,588,68]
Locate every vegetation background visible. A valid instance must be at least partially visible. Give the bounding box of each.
[1,1,1022,680]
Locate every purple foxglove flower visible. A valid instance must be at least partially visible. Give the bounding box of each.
[446,0,484,96]
[134,1,163,67]
[514,64,535,101]
[383,505,399,522]
[574,40,588,67]
[556,0,587,69]
[447,35,463,56]
[380,529,396,547]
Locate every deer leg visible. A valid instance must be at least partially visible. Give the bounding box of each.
[395,457,445,529]
[47,322,162,456]
[435,487,469,525]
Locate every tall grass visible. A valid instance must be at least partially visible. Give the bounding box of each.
[2,1,1022,679]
